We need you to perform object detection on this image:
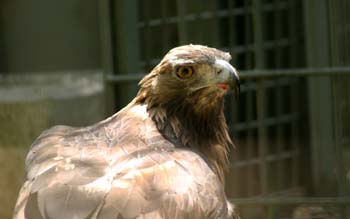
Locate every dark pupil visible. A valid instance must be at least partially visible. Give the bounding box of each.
[182,68,189,75]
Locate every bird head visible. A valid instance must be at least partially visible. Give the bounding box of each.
[136,44,240,115]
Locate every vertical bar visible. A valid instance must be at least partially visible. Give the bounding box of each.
[252,0,269,214]
[208,0,219,47]
[245,2,254,69]
[273,0,284,192]
[288,0,297,67]
[346,0,350,64]
[252,0,264,69]
[143,0,152,71]
[329,5,350,219]
[274,79,284,191]
[304,0,337,195]
[236,0,253,193]
[194,0,203,43]
[161,0,170,51]
[226,0,240,198]
[98,0,115,116]
[340,0,349,64]
[332,77,350,219]
[244,1,256,196]
[228,0,236,53]
[98,0,114,74]
[273,0,282,68]
[176,0,188,44]
[257,79,268,194]
[290,79,300,189]
[288,0,300,188]
[114,0,140,108]
[332,77,348,191]
[252,0,268,197]
[329,4,350,216]
[245,86,255,196]
[328,0,338,66]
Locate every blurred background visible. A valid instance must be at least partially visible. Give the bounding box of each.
[1,0,350,218]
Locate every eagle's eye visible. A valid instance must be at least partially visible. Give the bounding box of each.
[176,66,194,79]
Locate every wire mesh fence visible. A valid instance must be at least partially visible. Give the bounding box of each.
[99,0,350,218]
[105,68,350,219]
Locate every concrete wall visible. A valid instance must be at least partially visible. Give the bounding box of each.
[1,0,101,72]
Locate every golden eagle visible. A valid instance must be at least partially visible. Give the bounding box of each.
[14,45,240,219]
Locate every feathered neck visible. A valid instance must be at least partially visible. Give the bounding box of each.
[134,81,233,184]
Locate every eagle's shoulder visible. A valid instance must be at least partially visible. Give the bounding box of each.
[24,104,157,179]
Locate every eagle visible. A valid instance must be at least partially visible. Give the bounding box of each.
[13,44,240,219]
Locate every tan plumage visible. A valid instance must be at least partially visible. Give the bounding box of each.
[13,45,240,219]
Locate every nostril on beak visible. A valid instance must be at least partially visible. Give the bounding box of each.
[217,69,222,75]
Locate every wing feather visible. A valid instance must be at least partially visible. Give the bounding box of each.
[14,105,231,219]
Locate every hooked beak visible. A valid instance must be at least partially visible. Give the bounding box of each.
[214,59,240,99]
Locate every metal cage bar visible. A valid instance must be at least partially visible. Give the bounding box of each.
[105,67,350,83]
